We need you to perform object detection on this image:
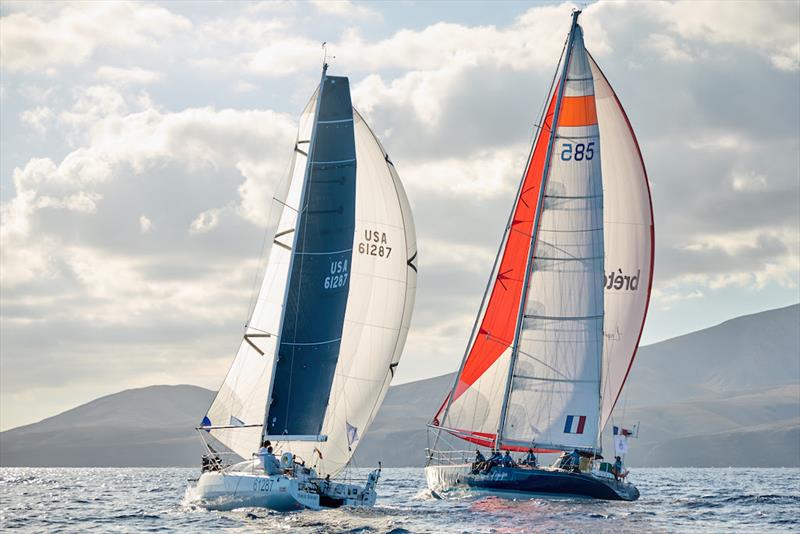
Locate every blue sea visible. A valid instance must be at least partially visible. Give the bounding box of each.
[1,467,798,533]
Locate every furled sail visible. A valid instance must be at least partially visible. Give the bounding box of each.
[203,70,417,475]
[431,14,653,453]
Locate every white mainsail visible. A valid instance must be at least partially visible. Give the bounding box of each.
[501,24,604,451]
[432,13,653,453]
[203,80,417,476]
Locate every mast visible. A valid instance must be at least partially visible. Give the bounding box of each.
[261,61,329,443]
[494,10,583,451]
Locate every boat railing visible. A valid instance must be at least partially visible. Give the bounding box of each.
[425,448,474,465]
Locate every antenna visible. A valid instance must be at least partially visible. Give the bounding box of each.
[321,42,336,71]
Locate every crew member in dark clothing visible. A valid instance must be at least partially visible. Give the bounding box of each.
[484,450,502,473]
[472,450,486,474]
[522,448,538,467]
[612,456,626,481]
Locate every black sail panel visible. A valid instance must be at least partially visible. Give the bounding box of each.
[266,75,356,437]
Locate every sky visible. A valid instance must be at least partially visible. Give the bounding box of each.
[1,0,798,431]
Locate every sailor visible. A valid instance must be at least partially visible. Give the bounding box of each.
[612,456,626,481]
[502,450,516,468]
[484,450,502,473]
[472,449,486,474]
[523,448,538,468]
[262,446,281,475]
[202,449,222,472]
[256,439,271,469]
[560,449,581,471]
[568,449,581,471]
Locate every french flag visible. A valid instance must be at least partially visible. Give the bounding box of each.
[564,415,586,434]
[614,425,634,437]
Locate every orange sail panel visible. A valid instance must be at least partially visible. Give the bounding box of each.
[443,90,559,411]
[558,95,597,127]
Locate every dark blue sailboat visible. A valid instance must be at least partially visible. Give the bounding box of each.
[425,10,653,503]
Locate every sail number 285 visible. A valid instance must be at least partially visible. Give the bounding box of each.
[560,142,595,161]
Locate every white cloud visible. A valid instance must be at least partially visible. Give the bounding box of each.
[688,133,754,152]
[94,66,163,86]
[20,106,54,134]
[731,171,768,192]
[189,208,221,234]
[0,1,191,72]
[652,0,800,71]
[139,215,153,233]
[396,148,525,199]
[646,33,693,62]
[311,0,379,19]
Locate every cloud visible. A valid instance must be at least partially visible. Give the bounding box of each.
[139,215,153,233]
[94,66,163,86]
[189,208,221,234]
[20,106,54,134]
[1,2,191,72]
[1,0,798,430]
[731,171,768,192]
[311,0,379,19]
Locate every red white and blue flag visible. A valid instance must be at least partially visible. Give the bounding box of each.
[564,415,587,434]
[613,425,635,437]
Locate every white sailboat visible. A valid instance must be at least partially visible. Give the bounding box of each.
[194,62,417,511]
[425,10,653,501]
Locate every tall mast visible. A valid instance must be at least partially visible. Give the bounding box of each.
[261,61,329,442]
[494,10,582,451]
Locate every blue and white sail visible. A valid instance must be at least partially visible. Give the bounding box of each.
[203,67,417,476]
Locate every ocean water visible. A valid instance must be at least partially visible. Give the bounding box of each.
[1,467,798,533]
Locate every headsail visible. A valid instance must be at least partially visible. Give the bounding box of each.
[431,11,653,453]
[202,91,317,459]
[589,54,654,429]
[202,69,417,475]
[429,83,558,448]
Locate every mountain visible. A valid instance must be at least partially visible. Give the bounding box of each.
[355,304,800,468]
[1,305,798,467]
[0,385,213,467]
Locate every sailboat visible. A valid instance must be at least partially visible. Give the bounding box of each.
[425,10,653,502]
[194,62,417,511]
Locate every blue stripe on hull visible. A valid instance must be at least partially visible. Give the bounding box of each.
[267,75,356,437]
[464,467,639,501]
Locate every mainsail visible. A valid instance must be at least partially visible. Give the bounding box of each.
[203,67,417,476]
[432,12,653,453]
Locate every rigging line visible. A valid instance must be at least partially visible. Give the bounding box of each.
[273,196,298,213]
[515,348,570,379]
[536,238,581,259]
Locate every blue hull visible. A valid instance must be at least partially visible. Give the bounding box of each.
[427,465,639,501]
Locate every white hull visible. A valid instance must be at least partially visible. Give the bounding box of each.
[196,468,379,511]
